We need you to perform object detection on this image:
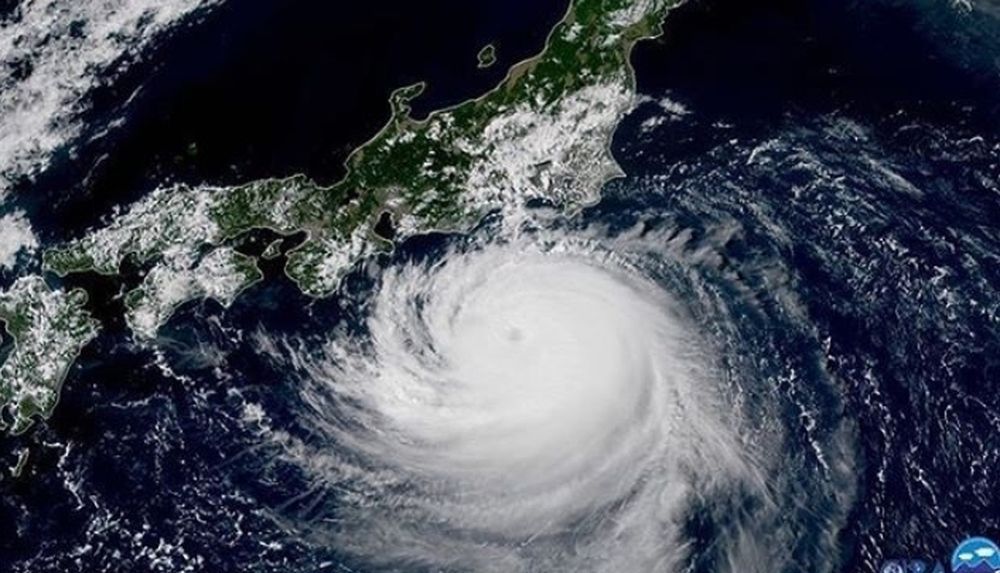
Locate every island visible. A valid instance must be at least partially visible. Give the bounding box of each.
[477,43,497,68]
[0,277,98,435]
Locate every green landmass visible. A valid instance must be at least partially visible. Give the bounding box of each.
[45,0,677,298]
[1,0,680,437]
[0,277,98,435]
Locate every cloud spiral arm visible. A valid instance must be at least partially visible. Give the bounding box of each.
[263,236,795,572]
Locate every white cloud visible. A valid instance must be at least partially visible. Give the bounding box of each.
[0,210,38,269]
[0,0,222,199]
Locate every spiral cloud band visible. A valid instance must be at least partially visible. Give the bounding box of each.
[265,235,784,572]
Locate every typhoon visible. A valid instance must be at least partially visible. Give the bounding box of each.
[252,216,857,572]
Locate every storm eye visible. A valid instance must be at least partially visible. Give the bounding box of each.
[959,552,974,561]
[975,547,996,558]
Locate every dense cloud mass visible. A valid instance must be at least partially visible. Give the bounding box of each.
[252,223,856,572]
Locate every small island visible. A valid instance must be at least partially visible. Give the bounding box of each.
[477,43,497,68]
